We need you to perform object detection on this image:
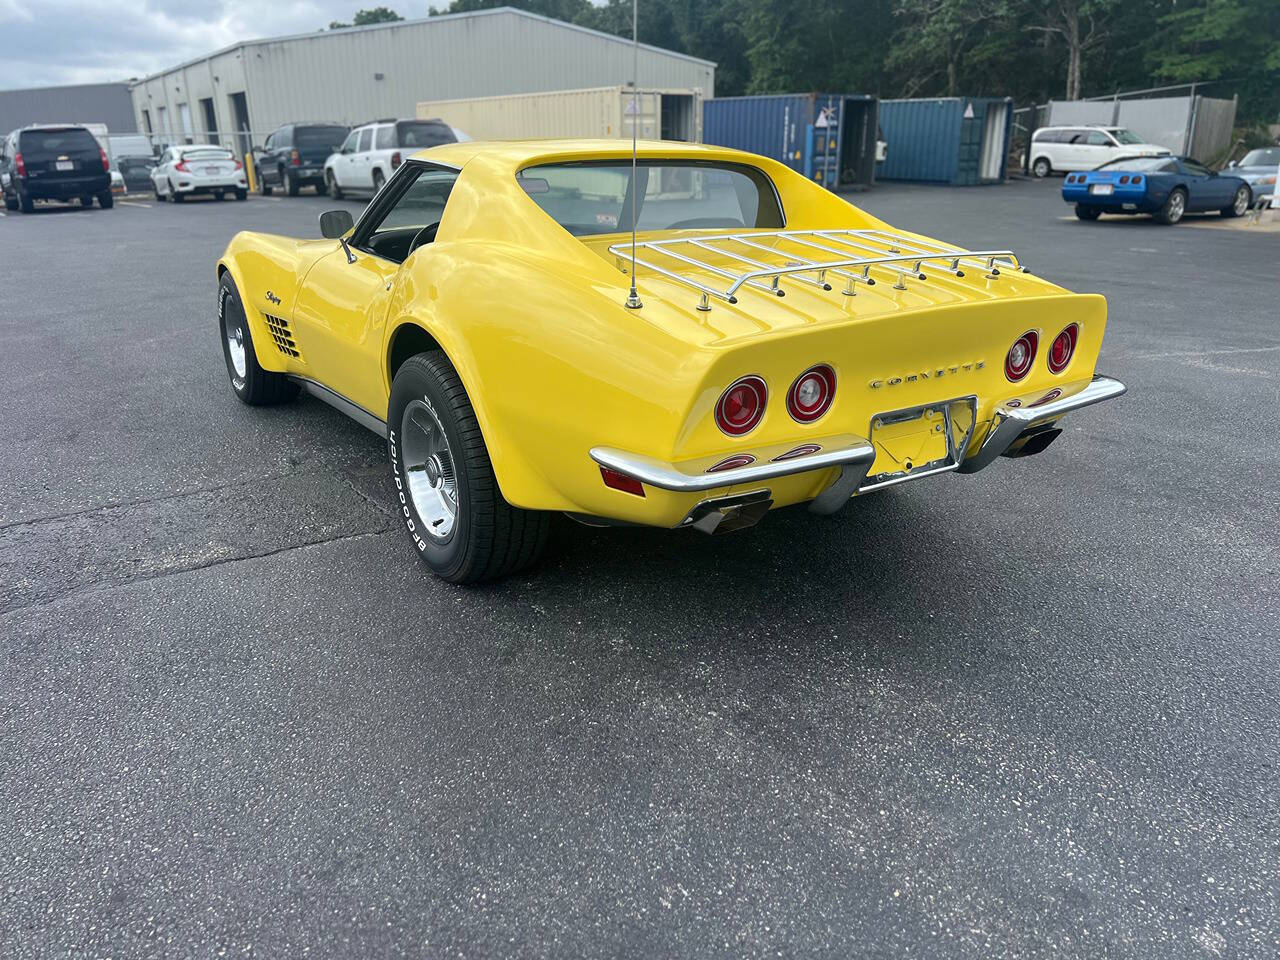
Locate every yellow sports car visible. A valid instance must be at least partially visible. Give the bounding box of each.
[217,139,1125,583]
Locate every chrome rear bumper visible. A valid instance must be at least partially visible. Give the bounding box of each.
[589,373,1126,524]
[957,374,1127,473]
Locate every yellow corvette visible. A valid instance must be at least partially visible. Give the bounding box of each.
[217,139,1125,582]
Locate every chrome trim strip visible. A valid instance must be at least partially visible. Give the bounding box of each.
[590,439,875,494]
[288,376,388,438]
[959,374,1126,473]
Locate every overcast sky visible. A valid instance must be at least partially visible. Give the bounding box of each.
[0,1,417,89]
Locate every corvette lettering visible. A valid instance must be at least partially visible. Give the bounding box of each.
[869,361,986,388]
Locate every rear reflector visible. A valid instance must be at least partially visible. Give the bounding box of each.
[599,466,644,497]
[706,454,756,473]
[1005,331,1038,382]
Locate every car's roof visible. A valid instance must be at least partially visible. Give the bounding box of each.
[410,138,756,170]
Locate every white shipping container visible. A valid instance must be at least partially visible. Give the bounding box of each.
[417,85,702,143]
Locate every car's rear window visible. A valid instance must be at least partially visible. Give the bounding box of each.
[20,128,99,159]
[517,161,784,237]
[395,121,456,149]
[1098,157,1177,172]
[296,126,348,150]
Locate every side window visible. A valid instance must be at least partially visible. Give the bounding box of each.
[356,165,459,263]
[1181,159,1211,176]
[279,127,292,148]
[375,125,396,149]
[358,128,374,152]
[264,133,274,151]
[340,130,359,153]
[1086,131,1110,146]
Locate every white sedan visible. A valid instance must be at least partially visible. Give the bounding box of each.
[151,145,248,202]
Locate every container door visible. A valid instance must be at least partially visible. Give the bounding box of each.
[956,101,984,185]
[659,94,695,142]
[980,104,1008,181]
[838,99,876,188]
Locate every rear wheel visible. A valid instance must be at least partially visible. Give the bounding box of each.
[1032,157,1052,178]
[217,273,299,406]
[285,170,300,196]
[372,169,385,194]
[258,172,272,196]
[1155,187,1186,225]
[97,191,113,209]
[1221,184,1250,218]
[3,192,17,211]
[388,352,549,583]
[214,190,225,201]
[235,188,247,201]
[170,180,184,203]
[80,195,93,208]
[1075,204,1101,221]
[19,190,34,213]
[327,170,343,200]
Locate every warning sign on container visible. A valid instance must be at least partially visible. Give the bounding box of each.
[963,102,975,119]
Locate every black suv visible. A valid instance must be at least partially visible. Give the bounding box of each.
[255,123,349,196]
[2,124,113,212]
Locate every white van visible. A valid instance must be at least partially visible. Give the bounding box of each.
[1028,126,1170,177]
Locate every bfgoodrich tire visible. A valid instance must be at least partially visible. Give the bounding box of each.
[387,352,549,584]
[217,273,299,406]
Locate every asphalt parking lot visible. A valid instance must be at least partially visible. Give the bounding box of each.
[2,178,1277,959]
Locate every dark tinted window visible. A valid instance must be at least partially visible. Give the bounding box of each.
[1181,159,1212,176]
[519,161,784,237]
[1033,129,1062,143]
[395,121,456,149]
[296,126,347,150]
[20,127,99,159]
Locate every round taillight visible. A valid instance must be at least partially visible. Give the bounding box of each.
[1005,331,1038,382]
[714,376,767,436]
[1119,175,1130,184]
[786,364,836,423]
[1048,323,1078,374]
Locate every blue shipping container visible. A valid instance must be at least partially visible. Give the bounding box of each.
[702,93,879,190]
[877,97,1013,185]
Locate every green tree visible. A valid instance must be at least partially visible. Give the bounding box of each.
[330,7,405,29]
[887,0,1001,97]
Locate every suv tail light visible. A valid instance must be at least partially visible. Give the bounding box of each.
[1048,323,1078,374]
[14,152,25,177]
[786,364,836,423]
[290,149,300,166]
[391,151,402,169]
[1005,331,1038,382]
[714,376,767,436]
[100,147,110,172]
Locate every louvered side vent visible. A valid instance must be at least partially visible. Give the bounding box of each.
[263,313,301,359]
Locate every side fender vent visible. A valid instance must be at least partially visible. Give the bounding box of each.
[263,313,301,359]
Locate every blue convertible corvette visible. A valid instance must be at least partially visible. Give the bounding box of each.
[1062,156,1252,225]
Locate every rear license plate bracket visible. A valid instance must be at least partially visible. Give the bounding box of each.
[1090,183,1114,196]
[861,396,978,493]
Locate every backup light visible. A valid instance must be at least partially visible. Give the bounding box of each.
[786,364,836,423]
[1005,331,1038,382]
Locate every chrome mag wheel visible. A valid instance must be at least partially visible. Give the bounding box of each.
[226,320,247,378]
[1168,191,1185,222]
[1233,187,1249,216]
[401,399,458,540]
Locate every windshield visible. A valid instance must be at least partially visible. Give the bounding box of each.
[518,161,784,237]
[1108,129,1145,145]
[1240,148,1280,167]
[296,126,348,150]
[395,121,456,149]
[1098,156,1178,172]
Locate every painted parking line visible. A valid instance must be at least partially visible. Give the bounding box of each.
[119,200,152,208]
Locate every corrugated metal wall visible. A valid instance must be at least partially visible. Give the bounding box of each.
[0,83,136,134]
[877,98,1012,184]
[129,9,714,153]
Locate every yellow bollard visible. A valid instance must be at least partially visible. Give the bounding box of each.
[244,152,257,194]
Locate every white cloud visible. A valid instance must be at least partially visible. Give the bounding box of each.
[0,1,396,88]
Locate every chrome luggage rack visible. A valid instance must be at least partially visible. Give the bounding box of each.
[608,229,1028,311]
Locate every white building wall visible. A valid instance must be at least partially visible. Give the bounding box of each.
[130,9,714,149]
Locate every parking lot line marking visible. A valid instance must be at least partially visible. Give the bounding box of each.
[119,200,151,208]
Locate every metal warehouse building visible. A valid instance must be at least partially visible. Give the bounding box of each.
[128,7,714,154]
[0,82,136,135]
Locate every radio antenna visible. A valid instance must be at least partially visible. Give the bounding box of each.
[624,0,643,310]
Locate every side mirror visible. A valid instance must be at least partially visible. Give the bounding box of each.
[320,209,354,238]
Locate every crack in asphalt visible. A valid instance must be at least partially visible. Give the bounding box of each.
[0,527,392,619]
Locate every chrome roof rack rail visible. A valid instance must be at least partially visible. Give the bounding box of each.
[607,229,1027,311]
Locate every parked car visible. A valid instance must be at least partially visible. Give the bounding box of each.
[1029,126,1169,178]
[151,144,248,202]
[1062,155,1251,224]
[1,124,113,212]
[217,139,1125,583]
[255,123,349,196]
[109,134,158,193]
[323,118,457,199]
[1227,146,1279,202]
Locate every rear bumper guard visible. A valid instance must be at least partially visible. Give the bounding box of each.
[957,374,1127,473]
